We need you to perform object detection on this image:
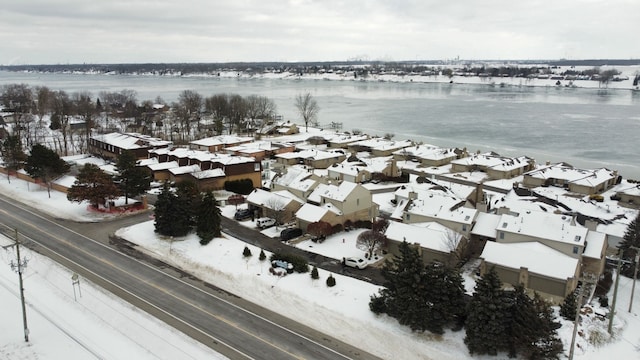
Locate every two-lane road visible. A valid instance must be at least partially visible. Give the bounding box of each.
[0,195,378,360]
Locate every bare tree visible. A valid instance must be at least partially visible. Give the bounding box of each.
[356,230,388,259]
[444,229,468,268]
[72,91,96,152]
[50,90,72,156]
[246,95,277,136]
[265,198,287,228]
[294,92,319,132]
[1,83,34,142]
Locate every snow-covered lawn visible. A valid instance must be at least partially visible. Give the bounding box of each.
[2,174,640,359]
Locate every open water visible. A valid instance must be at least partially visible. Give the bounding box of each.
[1,71,639,178]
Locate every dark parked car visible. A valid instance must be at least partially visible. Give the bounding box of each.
[234,209,252,221]
[280,228,303,241]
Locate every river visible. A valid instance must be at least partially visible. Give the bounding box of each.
[1,70,639,178]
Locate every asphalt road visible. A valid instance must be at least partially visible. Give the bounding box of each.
[0,194,381,360]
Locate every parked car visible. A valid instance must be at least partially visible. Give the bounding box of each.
[280,227,303,241]
[271,259,294,273]
[256,217,276,229]
[234,209,252,221]
[343,257,368,269]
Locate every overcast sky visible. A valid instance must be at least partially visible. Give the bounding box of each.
[0,0,637,65]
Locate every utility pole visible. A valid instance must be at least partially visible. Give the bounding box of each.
[629,246,640,312]
[609,254,624,335]
[2,229,30,342]
[569,274,597,360]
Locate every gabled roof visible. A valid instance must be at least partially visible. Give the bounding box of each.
[311,181,359,202]
[481,241,579,280]
[385,221,461,253]
[451,152,532,171]
[148,161,179,171]
[275,149,343,161]
[525,163,616,185]
[497,211,588,246]
[393,145,458,161]
[405,190,477,225]
[169,164,201,175]
[190,168,226,179]
[149,147,257,165]
[471,212,502,238]
[246,188,304,209]
[190,135,253,147]
[272,168,317,192]
[92,132,172,149]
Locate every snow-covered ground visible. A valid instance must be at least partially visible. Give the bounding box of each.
[1,174,640,359]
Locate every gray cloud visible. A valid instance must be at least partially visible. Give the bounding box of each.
[0,0,637,64]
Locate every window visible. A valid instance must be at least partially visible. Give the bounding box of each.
[357,198,360,206]
[254,163,260,171]
[462,224,467,232]
[499,232,504,240]
[573,246,579,254]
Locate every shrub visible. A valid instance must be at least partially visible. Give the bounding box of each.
[224,178,255,195]
[243,246,252,258]
[259,249,266,261]
[331,223,343,234]
[354,220,372,229]
[311,266,319,280]
[326,274,336,287]
[369,294,387,314]
[270,252,309,273]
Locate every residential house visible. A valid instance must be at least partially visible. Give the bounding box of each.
[385,221,465,266]
[189,135,253,153]
[303,181,379,228]
[398,188,478,238]
[522,163,618,195]
[147,147,262,190]
[224,141,295,161]
[615,183,640,205]
[274,149,346,169]
[393,145,462,167]
[480,241,580,303]
[271,167,322,201]
[327,156,400,183]
[347,137,413,157]
[246,188,304,224]
[88,132,172,161]
[450,152,535,180]
[327,134,369,149]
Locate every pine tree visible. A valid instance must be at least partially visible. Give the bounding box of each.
[311,266,319,280]
[508,285,539,358]
[172,181,198,236]
[243,246,252,257]
[114,150,152,205]
[422,262,466,334]
[560,290,578,320]
[464,267,510,356]
[0,135,27,183]
[154,183,179,236]
[24,143,70,198]
[196,191,221,245]
[529,293,563,360]
[326,274,336,287]
[259,249,266,261]
[618,212,640,277]
[67,163,120,208]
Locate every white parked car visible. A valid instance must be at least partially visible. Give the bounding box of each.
[343,257,368,269]
[256,217,276,229]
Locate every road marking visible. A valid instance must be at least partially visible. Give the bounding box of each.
[0,198,356,359]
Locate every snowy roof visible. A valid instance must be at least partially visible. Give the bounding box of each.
[393,145,458,161]
[149,147,257,165]
[481,241,579,281]
[385,221,461,253]
[147,161,179,171]
[583,231,606,259]
[618,184,640,197]
[497,211,588,246]
[311,181,359,202]
[349,138,413,152]
[190,135,253,147]
[246,188,304,208]
[275,149,343,161]
[92,132,171,149]
[404,189,477,225]
[451,152,532,171]
[327,134,369,145]
[169,164,201,175]
[190,168,226,179]
[525,163,616,185]
[471,212,502,238]
[272,168,317,192]
[296,203,329,222]
[225,140,293,153]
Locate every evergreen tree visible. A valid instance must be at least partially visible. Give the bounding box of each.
[529,293,563,360]
[422,262,467,334]
[326,274,336,287]
[67,163,120,208]
[0,135,27,183]
[560,290,578,320]
[508,285,539,358]
[114,150,152,204]
[618,212,640,277]
[196,191,221,245]
[464,267,511,356]
[172,181,198,236]
[154,183,190,237]
[24,143,70,198]
[243,246,252,257]
[259,249,266,261]
[311,266,319,280]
